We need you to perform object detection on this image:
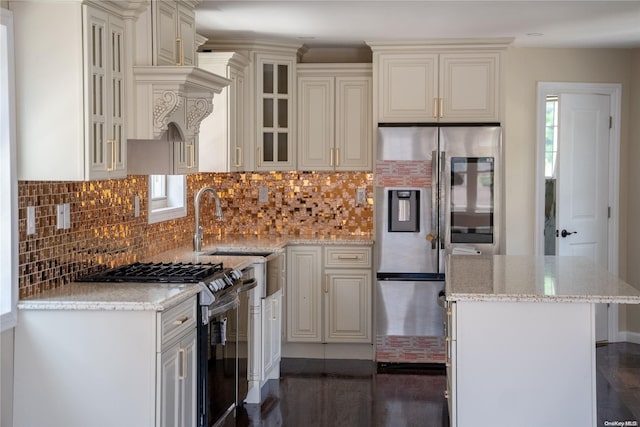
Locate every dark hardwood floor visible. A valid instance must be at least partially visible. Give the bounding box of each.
[230,343,640,427]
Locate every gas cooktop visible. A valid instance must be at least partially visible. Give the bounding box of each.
[79,262,224,283]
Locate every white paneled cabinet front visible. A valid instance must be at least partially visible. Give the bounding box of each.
[286,245,372,344]
[153,0,196,66]
[12,1,128,181]
[159,328,197,427]
[375,50,501,123]
[324,269,372,342]
[13,296,198,427]
[287,246,323,342]
[297,65,372,171]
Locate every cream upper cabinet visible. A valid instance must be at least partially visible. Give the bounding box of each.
[297,64,372,171]
[12,1,136,181]
[198,52,249,172]
[153,0,196,66]
[376,53,439,122]
[372,45,504,123]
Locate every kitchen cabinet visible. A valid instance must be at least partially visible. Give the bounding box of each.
[371,44,505,123]
[153,0,196,66]
[159,328,197,427]
[256,53,297,170]
[297,64,372,171]
[286,245,372,344]
[11,1,135,181]
[13,294,198,427]
[262,290,283,378]
[198,52,250,172]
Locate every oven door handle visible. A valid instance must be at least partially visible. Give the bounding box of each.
[207,293,240,318]
[238,278,257,293]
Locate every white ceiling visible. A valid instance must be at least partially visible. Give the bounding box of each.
[195,1,640,49]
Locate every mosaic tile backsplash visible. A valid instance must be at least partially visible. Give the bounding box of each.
[18,172,373,298]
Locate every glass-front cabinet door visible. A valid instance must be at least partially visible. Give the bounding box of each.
[256,54,296,170]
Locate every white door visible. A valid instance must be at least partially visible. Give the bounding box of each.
[557,93,610,341]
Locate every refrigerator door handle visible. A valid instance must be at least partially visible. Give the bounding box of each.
[430,150,438,250]
[440,150,446,250]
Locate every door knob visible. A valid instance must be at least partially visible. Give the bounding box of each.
[557,229,577,238]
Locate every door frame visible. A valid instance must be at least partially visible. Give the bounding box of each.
[535,82,622,341]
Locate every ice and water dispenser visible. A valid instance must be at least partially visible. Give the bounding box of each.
[388,190,420,232]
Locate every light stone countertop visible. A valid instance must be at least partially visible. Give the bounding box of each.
[18,235,373,311]
[446,255,640,304]
[17,282,201,311]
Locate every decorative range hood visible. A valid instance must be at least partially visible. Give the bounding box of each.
[132,66,231,140]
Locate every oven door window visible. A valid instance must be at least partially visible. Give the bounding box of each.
[450,157,494,244]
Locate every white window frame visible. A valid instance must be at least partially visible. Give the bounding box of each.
[148,174,187,224]
[1,8,18,331]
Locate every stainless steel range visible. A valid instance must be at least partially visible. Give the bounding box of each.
[80,261,256,427]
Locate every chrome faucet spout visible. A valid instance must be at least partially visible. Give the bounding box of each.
[194,186,224,252]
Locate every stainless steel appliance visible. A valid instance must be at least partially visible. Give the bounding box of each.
[375,125,502,366]
[80,262,255,427]
[204,249,285,406]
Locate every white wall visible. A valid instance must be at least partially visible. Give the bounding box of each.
[503,47,638,333]
[624,49,640,334]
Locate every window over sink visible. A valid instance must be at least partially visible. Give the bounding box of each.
[148,174,186,224]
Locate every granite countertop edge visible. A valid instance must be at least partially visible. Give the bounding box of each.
[18,284,201,311]
[446,293,640,304]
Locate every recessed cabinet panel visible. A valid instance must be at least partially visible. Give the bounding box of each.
[297,65,372,171]
[378,54,438,122]
[439,53,499,122]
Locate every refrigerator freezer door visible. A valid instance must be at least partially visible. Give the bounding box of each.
[375,279,445,337]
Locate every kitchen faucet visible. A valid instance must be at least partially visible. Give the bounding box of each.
[194,186,224,252]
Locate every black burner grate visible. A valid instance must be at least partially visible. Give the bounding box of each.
[79,262,224,283]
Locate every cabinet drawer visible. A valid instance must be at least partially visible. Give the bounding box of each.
[160,296,197,348]
[324,247,371,268]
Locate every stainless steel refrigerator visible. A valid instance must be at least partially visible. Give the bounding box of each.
[374,125,502,366]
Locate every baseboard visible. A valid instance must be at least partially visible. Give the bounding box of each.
[618,330,640,344]
[282,342,374,360]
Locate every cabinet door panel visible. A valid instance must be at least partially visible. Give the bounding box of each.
[160,342,181,427]
[439,53,499,122]
[180,329,198,427]
[378,54,438,122]
[156,1,178,65]
[325,269,372,343]
[298,77,334,170]
[286,247,322,342]
[335,77,371,170]
[176,3,195,66]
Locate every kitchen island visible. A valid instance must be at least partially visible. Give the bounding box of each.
[445,255,640,427]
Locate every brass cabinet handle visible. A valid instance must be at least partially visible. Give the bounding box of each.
[330,148,334,167]
[439,98,444,118]
[335,148,340,167]
[106,140,116,172]
[178,348,185,380]
[188,143,195,169]
[337,255,360,260]
[234,147,242,167]
[173,316,189,325]
[176,38,184,66]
